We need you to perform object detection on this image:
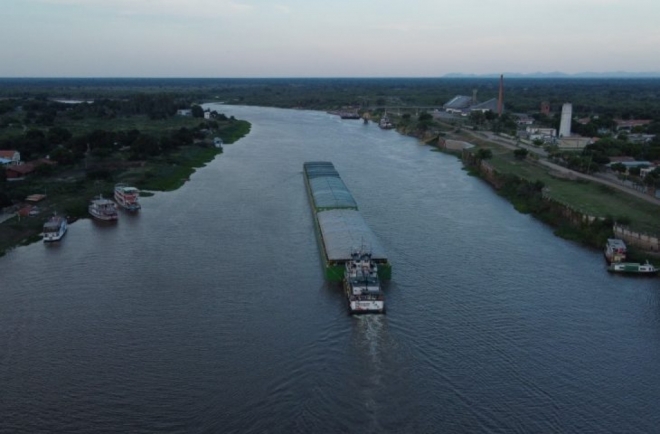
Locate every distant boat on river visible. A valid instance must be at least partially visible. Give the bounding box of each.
[89,195,118,221]
[114,184,141,212]
[379,115,394,129]
[607,261,658,275]
[42,215,67,242]
[604,238,627,263]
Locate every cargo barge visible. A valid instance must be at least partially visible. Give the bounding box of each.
[303,161,392,282]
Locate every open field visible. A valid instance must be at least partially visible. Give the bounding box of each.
[482,147,660,234]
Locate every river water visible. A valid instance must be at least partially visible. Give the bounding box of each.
[1,105,659,433]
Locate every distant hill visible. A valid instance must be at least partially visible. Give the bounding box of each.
[443,72,660,79]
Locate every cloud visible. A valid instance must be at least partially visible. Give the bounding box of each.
[367,23,448,33]
[35,0,254,17]
[273,4,291,14]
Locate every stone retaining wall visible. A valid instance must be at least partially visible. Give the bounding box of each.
[614,224,660,252]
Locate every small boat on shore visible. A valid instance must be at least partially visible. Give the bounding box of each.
[343,246,385,314]
[89,195,118,221]
[339,111,360,120]
[607,260,658,276]
[114,183,141,211]
[42,214,67,242]
[379,115,394,129]
[604,238,627,263]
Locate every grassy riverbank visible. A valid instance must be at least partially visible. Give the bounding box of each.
[0,112,250,257]
[436,133,660,265]
[0,144,229,257]
[480,145,660,235]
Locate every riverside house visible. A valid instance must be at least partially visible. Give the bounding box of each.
[0,150,21,165]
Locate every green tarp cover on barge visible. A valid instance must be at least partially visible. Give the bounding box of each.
[304,161,340,179]
[317,209,388,261]
[304,161,358,211]
[308,177,357,210]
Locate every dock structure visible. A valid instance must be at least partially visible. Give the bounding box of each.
[303,162,392,281]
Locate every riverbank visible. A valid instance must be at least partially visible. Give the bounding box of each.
[376,112,660,261]
[0,125,250,257]
[435,132,660,262]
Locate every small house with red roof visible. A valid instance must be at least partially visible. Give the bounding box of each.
[615,119,652,131]
[5,163,35,181]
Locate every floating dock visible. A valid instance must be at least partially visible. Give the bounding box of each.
[303,161,392,281]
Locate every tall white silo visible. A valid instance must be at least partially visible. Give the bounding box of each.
[559,103,572,138]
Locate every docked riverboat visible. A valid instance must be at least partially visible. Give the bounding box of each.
[89,195,118,221]
[607,261,658,276]
[604,238,627,263]
[114,183,141,211]
[42,215,68,242]
[379,115,394,129]
[344,247,385,314]
[339,111,360,120]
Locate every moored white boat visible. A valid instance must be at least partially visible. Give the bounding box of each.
[343,246,385,314]
[114,183,141,211]
[89,195,118,221]
[607,260,658,275]
[379,115,394,129]
[604,238,627,263]
[42,215,67,242]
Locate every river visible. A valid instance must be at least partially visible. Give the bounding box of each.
[1,105,659,433]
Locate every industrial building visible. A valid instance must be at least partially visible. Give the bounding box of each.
[559,103,572,138]
[443,75,505,116]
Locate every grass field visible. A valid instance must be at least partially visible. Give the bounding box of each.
[484,149,660,235]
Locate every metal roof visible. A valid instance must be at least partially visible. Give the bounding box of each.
[304,161,358,210]
[443,95,473,110]
[317,209,388,261]
[470,98,501,112]
[606,239,627,249]
[303,161,339,179]
[308,177,357,210]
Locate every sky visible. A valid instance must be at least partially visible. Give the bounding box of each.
[1,0,659,77]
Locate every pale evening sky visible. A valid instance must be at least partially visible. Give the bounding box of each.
[1,0,659,77]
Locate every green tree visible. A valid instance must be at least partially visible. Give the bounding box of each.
[130,134,160,159]
[610,162,626,174]
[418,112,433,122]
[643,173,658,187]
[49,146,77,165]
[476,148,493,160]
[211,111,228,121]
[469,111,486,125]
[47,126,72,145]
[191,105,204,118]
[628,166,641,177]
[513,148,529,160]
